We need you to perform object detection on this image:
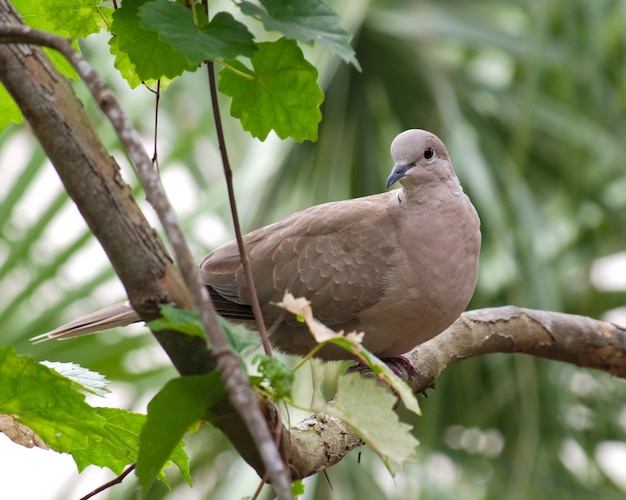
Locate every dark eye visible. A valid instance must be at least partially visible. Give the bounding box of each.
[424,147,435,160]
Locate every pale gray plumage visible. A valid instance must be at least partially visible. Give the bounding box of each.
[36,129,481,360]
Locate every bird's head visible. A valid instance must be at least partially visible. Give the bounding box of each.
[386,129,454,191]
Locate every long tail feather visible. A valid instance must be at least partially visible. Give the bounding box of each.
[32,301,140,342]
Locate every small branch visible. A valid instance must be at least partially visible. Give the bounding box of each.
[79,464,136,500]
[206,61,273,357]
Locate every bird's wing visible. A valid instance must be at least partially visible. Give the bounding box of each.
[199,193,399,326]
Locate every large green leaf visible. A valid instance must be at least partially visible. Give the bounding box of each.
[136,373,227,495]
[238,0,360,70]
[41,0,113,39]
[219,38,324,141]
[139,0,257,65]
[321,372,419,474]
[109,0,196,83]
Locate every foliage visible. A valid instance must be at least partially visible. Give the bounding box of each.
[1,0,626,499]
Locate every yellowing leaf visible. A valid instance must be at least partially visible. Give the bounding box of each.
[321,372,419,474]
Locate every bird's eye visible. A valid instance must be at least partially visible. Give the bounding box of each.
[424,147,435,160]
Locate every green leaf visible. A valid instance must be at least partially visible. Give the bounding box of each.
[0,347,188,477]
[109,0,197,84]
[138,0,257,65]
[321,372,419,474]
[136,373,227,495]
[41,0,114,39]
[147,304,207,339]
[292,479,305,496]
[219,38,324,141]
[238,0,360,70]
[253,354,294,400]
[0,346,105,456]
[72,407,189,481]
[12,0,79,81]
[41,361,110,397]
[148,304,257,353]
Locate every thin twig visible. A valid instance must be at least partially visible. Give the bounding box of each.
[79,464,136,500]
[206,61,273,357]
[0,23,292,499]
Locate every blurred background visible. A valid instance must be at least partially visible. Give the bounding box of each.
[1,0,626,498]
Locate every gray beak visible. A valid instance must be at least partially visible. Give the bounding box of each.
[386,164,411,189]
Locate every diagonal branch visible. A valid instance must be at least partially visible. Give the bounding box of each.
[285,306,626,478]
[0,5,291,497]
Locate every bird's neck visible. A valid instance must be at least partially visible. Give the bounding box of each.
[399,176,463,205]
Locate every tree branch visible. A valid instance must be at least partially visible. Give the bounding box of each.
[0,5,291,497]
[283,306,626,478]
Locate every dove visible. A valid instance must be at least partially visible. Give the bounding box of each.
[36,129,481,360]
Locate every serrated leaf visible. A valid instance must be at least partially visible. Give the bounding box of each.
[219,38,324,141]
[136,373,226,495]
[277,292,420,415]
[41,0,114,39]
[12,0,79,80]
[0,347,186,478]
[0,346,106,455]
[71,407,189,481]
[253,354,294,400]
[238,0,360,70]
[41,361,110,397]
[110,0,197,83]
[322,372,419,474]
[139,0,257,65]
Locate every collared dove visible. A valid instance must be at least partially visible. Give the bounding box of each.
[36,129,481,360]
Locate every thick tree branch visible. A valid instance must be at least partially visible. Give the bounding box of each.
[284,307,626,478]
[0,5,291,497]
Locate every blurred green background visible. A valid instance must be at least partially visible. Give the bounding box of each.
[1,0,626,498]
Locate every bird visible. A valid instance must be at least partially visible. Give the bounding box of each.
[35,129,481,361]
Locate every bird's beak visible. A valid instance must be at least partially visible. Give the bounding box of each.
[386,164,411,189]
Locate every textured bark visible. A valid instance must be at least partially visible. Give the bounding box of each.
[284,307,626,478]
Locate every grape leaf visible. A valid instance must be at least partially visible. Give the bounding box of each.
[109,0,196,83]
[277,292,421,415]
[12,0,79,80]
[72,407,190,482]
[238,0,360,70]
[136,373,227,496]
[41,0,114,39]
[219,38,324,141]
[0,346,105,456]
[139,0,257,64]
[0,347,187,479]
[322,372,419,474]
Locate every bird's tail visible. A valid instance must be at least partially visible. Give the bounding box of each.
[31,301,140,342]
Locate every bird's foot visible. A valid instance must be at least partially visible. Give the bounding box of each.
[380,354,418,380]
[347,354,417,381]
